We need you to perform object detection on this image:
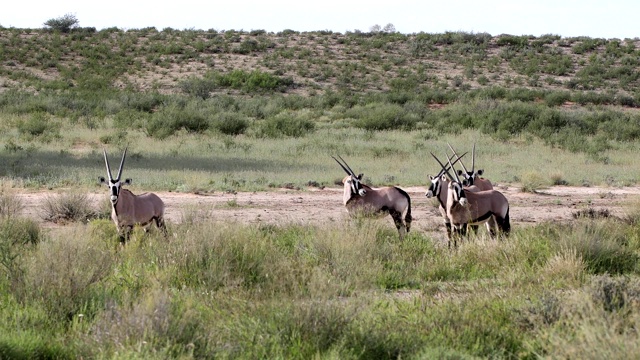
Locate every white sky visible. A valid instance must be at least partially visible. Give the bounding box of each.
[1,0,638,39]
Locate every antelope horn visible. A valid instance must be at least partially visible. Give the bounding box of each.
[430,152,454,180]
[116,147,127,181]
[337,155,357,177]
[447,153,462,183]
[471,143,476,172]
[103,149,113,181]
[332,156,353,176]
[447,143,468,174]
[431,151,468,177]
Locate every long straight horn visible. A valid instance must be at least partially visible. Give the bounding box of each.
[332,156,352,176]
[447,154,462,183]
[103,149,113,181]
[430,152,454,180]
[447,143,468,173]
[116,147,127,181]
[471,143,477,172]
[337,155,356,176]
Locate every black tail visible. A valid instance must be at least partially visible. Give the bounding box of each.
[395,187,412,233]
[496,208,510,236]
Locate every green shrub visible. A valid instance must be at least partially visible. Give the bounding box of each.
[17,112,60,140]
[0,217,41,247]
[146,103,210,139]
[349,103,418,131]
[258,111,315,138]
[43,13,79,33]
[113,109,150,129]
[589,275,640,312]
[213,70,293,92]
[544,91,571,106]
[179,76,216,99]
[213,112,250,135]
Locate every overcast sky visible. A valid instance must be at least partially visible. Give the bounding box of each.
[1,0,638,39]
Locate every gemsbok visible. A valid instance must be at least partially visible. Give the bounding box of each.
[425,152,468,245]
[99,147,166,243]
[439,155,510,247]
[333,155,412,240]
[447,143,493,190]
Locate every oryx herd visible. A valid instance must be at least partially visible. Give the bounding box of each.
[99,143,507,247]
[335,144,510,248]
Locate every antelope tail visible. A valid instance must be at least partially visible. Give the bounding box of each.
[495,207,511,235]
[396,187,412,232]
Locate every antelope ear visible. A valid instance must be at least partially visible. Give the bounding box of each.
[98,176,106,184]
[462,179,470,186]
[429,175,434,180]
[440,174,448,181]
[477,169,484,176]
[123,178,132,185]
[456,170,464,176]
[357,173,363,180]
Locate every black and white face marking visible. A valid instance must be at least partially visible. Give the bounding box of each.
[449,181,468,206]
[99,177,131,205]
[348,174,366,197]
[458,169,484,187]
[460,170,476,186]
[333,155,366,197]
[426,175,442,198]
[101,147,130,205]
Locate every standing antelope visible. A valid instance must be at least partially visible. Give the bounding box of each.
[99,147,166,243]
[439,156,510,246]
[448,143,492,190]
[333,156,412,240]
[425,152,468,245]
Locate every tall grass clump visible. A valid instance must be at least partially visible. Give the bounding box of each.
[519,171,548,193]
[0,192,24,218]
[533,277,640,358]
[0,217,43,300]
[553,220,639,274]
[20,228,114,321]
[40,192,99,224]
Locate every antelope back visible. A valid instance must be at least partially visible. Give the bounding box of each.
[462,189,509,223]
[114,189,165,226]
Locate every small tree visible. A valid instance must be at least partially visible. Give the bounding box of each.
[43,13,79,33]
[383,23,396,33]
[369,24,382,33]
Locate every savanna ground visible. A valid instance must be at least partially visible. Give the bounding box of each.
[14,183,640,240]
[2,24,640,359]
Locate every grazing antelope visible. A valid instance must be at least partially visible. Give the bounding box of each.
[447,143,492,190]
[333,156,412,240]
[99,147,166,243]
[439,156,510,246]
